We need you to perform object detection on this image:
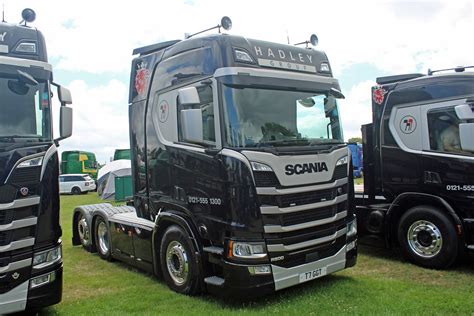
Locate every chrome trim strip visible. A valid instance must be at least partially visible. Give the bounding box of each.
[264,211,347,233]
[0,238,35,253]
[267,227,347,252]
[0,258,32,274]
[40,144,57,181]
[0,197,40,210]
[272,245,346,291]
[0,280,29,314]
[257,178,347,195]
[260,194,347,215]
[0,217,37,232]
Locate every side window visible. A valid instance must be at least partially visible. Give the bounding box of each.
[75,176,85,181]
[59,176,64,183]
[427,107,471,155]
[177,85,215,144]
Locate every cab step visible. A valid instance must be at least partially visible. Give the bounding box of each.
[204,276,225,287]
[203,246,224,255]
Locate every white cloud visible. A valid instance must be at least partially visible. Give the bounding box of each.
[54,79,130,163]
[339,80,375,140]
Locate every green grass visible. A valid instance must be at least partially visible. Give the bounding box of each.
[40,194,474,315]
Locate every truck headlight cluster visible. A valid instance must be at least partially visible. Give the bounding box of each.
[33,245,62,269]
[336,156,348,166]
[250,161,273,172]
[228,241,267,259]
[17,156,43,168]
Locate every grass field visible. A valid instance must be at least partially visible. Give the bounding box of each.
[40,194,474,315]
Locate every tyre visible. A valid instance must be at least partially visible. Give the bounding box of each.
[94,216,112,260]
[160,225,201,295]
[398,205,458,269]
[77,212,91,249]
[71,186,82,195]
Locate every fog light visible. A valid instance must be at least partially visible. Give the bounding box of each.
[248,265,271,275]
[30,271,56,289]
[346,240,356,252]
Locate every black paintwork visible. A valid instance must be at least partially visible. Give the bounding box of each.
[358,72,474,248]
[0,22,48,62]
[108,33,356,295]
[0,20,61,310]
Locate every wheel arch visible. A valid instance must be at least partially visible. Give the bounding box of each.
[385,192,463,246]
[152,211,202,277]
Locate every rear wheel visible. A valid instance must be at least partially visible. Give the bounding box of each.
[71,186,82,195]
[398,205,458,269]
[94,216,112,260]
[77,213,90,248]
[160,225,201,295]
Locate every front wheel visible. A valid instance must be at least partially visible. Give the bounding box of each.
[398,205,458,269]
[94,216,112,260]
[160,225,201,295]
[71,186,82,195]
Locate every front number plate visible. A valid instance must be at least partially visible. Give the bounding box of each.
[299,267,327,283]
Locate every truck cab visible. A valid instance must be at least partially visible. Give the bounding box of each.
[73,27,357,296]
[356,67,474,269]
[0,9,72,313]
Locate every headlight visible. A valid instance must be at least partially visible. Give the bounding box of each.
[250,161,273,172]
[347,218,357,238]
[33,245,62,269]
[228,241,267,259]
[15,42,37,54]
[17,156,43,168]
[336,156,348,166]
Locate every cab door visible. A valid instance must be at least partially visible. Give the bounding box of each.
[420,98,474,206]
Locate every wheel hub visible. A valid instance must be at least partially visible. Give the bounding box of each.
[166,241,189,286]
[97,221,109,254]
[407,220,442,258]
[78,216,89,245]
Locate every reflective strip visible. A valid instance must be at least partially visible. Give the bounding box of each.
[0,258,32,274]
[257,178,347,195]
[264,211,347,233]
[272,245,347,291]
[0,217,37,231]
[0,238,35,253]
[0,281,28,314]
[267,227,347,252]
[260,194,347,215]
[0,197,40,210]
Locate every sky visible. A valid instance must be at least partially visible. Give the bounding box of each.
[3,0,473,163]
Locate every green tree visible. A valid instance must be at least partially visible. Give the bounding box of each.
[347,137,362,144]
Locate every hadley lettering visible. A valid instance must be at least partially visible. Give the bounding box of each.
[254,46,313,64]
[285,162,329,175]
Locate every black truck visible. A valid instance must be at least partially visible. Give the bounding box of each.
[0,9,73,314]
[72,20,357,297]
[356,67,474,269]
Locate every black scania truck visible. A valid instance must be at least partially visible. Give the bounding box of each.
[0,9,73,314]
[356,67,474,269]
[72,19,357,296]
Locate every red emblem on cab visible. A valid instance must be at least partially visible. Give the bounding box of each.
[373,86,387,105]
[134,64,149,95]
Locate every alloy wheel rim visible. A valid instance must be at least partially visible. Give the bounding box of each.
[97,221,109,254]
[407,220,442,258]
[166,241,189,286]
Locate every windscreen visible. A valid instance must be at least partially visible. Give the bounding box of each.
[222,85,343,148]
[0,72,51,142]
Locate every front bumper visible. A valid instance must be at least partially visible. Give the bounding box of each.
[211,241,357,297]
[0,264,62,314]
